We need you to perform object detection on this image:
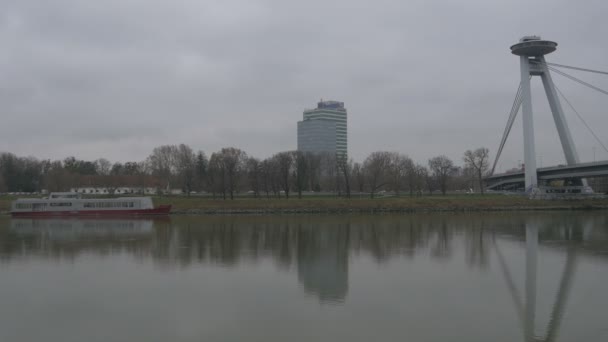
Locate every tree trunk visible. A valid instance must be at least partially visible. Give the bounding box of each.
[478,169,485,195]
[344,177,351,199]
[341,164,351,199]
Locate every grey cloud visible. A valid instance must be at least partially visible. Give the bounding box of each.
[1,0,607,168]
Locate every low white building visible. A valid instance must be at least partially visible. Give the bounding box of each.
[70,187,159,195]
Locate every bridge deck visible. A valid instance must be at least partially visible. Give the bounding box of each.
[486,160,608,189]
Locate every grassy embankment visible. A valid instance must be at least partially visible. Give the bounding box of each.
[2,194,608,215]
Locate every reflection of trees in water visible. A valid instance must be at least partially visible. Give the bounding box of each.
[2,213,608,303]
[160,218,299,268]
[3,214,608,266]
[431,221,453,260]
[349,216,450,262]
[465,219,490,269]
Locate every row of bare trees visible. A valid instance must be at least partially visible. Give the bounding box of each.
[0,146,491,198]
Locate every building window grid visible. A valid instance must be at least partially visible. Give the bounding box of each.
[298,102,347,157]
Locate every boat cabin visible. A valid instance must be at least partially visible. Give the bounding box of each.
[11,194,156,214]
[49,192,82,199]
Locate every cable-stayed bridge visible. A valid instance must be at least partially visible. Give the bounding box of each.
[485,36,608,196]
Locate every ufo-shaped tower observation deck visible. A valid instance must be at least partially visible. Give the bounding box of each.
[510,36,557,57]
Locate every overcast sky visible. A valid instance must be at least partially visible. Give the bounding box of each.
[1,0,607,171]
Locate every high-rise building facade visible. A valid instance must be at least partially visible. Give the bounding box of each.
[297,100,347,159]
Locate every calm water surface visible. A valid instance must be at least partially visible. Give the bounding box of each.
[1,212,608,342]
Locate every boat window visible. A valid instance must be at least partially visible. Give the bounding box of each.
[16,203,33,209]
[83,201,137,209]
[50,202,72,207]
[32,203,47,211]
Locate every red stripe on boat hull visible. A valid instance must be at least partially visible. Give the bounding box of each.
[11,205,172,217]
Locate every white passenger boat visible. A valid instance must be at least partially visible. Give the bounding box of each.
[11,192,171,217]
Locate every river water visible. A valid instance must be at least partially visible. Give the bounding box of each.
[1,212,607,342]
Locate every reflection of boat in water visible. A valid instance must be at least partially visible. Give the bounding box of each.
[6,218,166,260]
[10,218,160,240]
[11,192,171,217]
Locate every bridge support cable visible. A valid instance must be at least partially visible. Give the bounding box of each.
[553,83,608,154]
[491,81,526,175]
[546,62,608,76]
[546,65,608,97]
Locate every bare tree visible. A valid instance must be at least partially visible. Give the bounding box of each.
[246,157,261,198]
[352,162,365,193]
[405,159,419,196]
[0,172,6,192]
[337,157,352,198]
[274,151,293,199]
[463,147,490,194]
[195,151,208,192]
[451,166,473,193]
[318,152,338,193]
[147,145,178,192]
[388,153,412,196]
[122,162,141,175]
[428,155,455,195]
[0,153,45,192]
[110,162,123,176]
[175,144,196,196]
[306,152,322,192]
[207,152,223,199]
[136,160,150,194]
[94,158,112,176]
[414,164,428,195]
[259,158,273,198]
[218,147,247,200]
[363,151,391,198]
[43,160,72,192]
[293,151,309,199]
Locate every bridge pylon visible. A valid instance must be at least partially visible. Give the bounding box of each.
[511,36,587,192]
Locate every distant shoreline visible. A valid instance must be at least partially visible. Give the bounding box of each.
[2,195,608,216]
[168,206,608,215]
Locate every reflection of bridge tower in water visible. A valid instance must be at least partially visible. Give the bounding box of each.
[494,220,578,342]
[510,36,588,193]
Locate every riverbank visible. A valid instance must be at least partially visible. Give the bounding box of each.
[2,194,608,215]
[149,194,608,214]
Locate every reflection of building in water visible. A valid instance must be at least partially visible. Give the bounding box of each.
[296,225,349,304]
